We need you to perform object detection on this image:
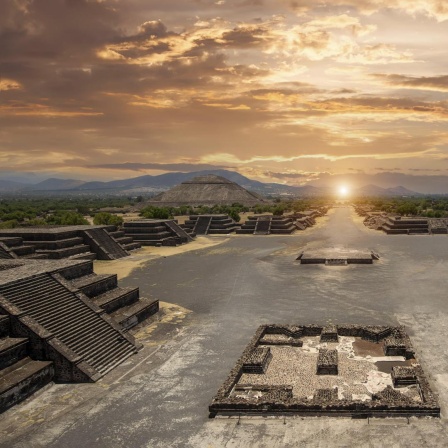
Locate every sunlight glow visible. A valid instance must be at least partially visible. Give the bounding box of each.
[338,185,349,197]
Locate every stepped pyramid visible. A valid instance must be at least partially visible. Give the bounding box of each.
[148,174,267,206]
[0,258,159,411]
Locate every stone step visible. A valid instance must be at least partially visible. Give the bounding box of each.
[26,237,84,250]
[0,337,28,369]
[235,229,255,234]
[94,350,135,377]
[208,227,240,234]
[132,237,177,246]
[87,338,135,369]
[107,231,125,239]
[1,277,69,300]
[121,242,141,251]
[57,261,94,280]
[33,303,95,329]
[67,324,119,354]
[111,298,159,331]
[115,236,134,245]
[71,274,118,298]
[22,253,50,260]
[11,245,36,256]
[35,244,91,259]
[0,357,54,413]
[5,278,74,301]
[92,287,140,314]
[69,252,97,261]
[124,226,168,234]
[84,337,132,369]
[55,314,114,342]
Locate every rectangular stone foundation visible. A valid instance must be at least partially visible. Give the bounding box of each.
[209,324,440,418]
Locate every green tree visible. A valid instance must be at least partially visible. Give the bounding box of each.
[93,212,123,226]
[229,208,241,222]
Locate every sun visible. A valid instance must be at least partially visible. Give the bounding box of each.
[338,185,349,197]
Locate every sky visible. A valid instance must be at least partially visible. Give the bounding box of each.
[1,0,448,192]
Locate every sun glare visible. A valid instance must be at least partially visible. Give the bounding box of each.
[338,185,349,197]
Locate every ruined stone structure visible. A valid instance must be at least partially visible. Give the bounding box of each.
[0,225,141,261]
[209,324,439,418]
[360,210,448,235]
[123,219,194,246]
[290,208,329,231]
[236,216,297,235]
[297,250,377,265]
[182,214,240,235]
[381,217,429,234]
[0,259,158,412]
[147,174,267,207]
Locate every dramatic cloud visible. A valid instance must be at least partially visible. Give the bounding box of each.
[1,0,448,190]
[373,74,448,92]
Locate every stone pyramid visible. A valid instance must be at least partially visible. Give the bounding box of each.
[148,174,267,206]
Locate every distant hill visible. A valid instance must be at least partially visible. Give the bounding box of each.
[29,178,87,191]
[0,169,429,196]
[355,184,421,197]
[0,179,28,192]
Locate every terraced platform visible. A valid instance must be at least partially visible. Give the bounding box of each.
[0,257,159,412]
[0,225,140,260]
[123,220,194,246]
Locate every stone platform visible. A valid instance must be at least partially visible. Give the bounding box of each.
[0,225,141,260]
[209,324,439,418]
[297,249,378,265]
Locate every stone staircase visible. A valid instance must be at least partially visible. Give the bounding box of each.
[0,314,54,413]
[254,218,271,235]
[237,216,296,235]
[164,220,194,243]
[193,216,212,235]
[106,230,141,251]
[0,274,138,378]
[183,214,240,235]
[84,228,129,260]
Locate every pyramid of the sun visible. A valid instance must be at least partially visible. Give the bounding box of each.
[148,174,267,206]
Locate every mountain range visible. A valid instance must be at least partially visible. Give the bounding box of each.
[0,169,425,197]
